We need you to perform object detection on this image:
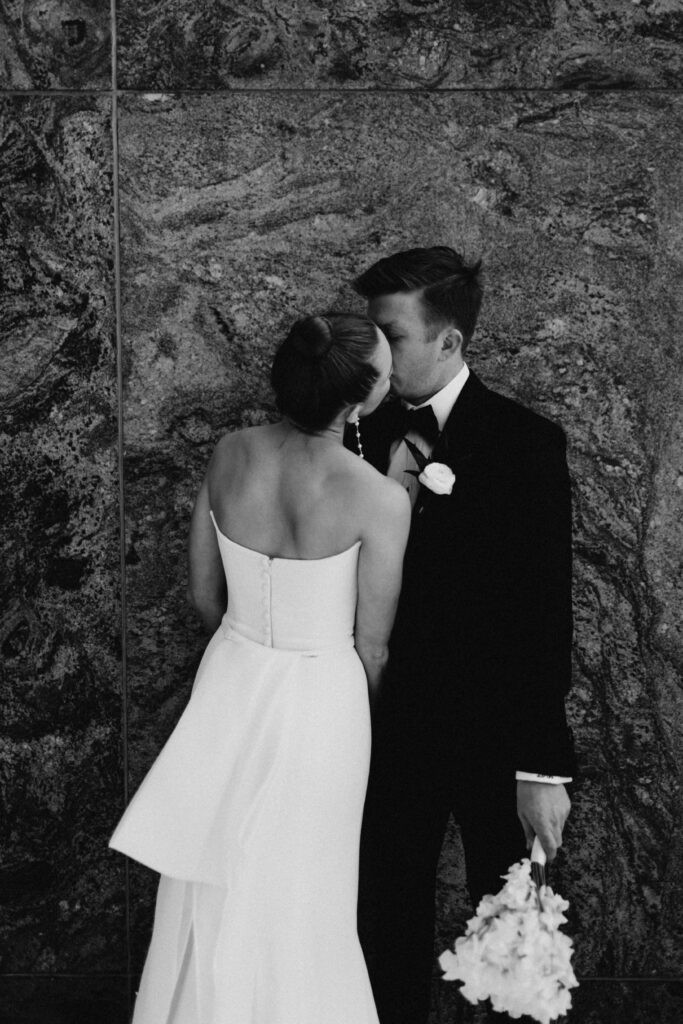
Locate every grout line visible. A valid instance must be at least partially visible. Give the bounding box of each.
[109,0,132,1011]
[577,977,683,983]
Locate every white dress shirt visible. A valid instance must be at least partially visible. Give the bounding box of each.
[388,363,571,787]
[387,364,471,501]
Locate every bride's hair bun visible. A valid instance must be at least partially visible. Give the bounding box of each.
[286,316,334,360]
[271,312,380,433]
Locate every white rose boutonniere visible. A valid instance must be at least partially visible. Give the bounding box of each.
[404,438,455,496]
[418,461,456,495]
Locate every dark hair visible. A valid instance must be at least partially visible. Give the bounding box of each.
[271,313,380,432]
[353,245,483,351]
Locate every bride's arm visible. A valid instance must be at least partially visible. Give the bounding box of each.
[355,479,411,710]
[187,473,226,633]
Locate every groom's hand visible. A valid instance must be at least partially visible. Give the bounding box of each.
[516,782,571,861]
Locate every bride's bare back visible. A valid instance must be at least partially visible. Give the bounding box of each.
[207,422,393,559]
[188,420,410,706]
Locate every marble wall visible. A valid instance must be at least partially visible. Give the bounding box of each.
[1,2,682,1022]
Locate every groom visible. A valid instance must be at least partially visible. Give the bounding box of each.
[351,247,576,1024]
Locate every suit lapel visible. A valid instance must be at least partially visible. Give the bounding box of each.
[434,370,488,464]
[357,374,490,524]
[413,371,489,519]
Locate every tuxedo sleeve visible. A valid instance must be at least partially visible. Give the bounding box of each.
[515,772,572,784]
[509,425,576,777]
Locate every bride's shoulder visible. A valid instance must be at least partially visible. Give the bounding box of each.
[343,453,410,516]
[206,428,264,486]
[211,424,273,460]
[341,461,410,549]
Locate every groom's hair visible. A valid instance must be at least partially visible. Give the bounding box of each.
[353,246,483,352]
[271,313,380,432]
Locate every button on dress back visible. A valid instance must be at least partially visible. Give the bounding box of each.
[210,511,360,652]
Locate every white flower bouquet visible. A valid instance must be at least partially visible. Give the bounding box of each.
[439,841,578,1023]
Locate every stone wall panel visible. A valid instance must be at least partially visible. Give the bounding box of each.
[119,90,683,981]
[0,96,125,973]
[116,0,683,91]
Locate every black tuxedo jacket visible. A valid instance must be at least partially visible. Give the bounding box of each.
[353,371,576,779]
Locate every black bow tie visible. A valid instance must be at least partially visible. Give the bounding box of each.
[386,402,440,447]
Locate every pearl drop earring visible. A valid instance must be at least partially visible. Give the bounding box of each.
[355,419,364,459]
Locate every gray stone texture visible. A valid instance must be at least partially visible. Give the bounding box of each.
[115,0,683,90]
[0,96,125,973]
[1,1,682,1021]
[0,1,111,89]
[118,91,683,986]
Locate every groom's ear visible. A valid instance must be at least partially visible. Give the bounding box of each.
[438,326,464,359]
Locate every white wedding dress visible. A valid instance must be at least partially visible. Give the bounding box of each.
[110,511,379,1024]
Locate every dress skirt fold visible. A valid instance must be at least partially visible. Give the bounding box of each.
[110,524,379,1023]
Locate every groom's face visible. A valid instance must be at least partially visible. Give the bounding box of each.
[367,290,445,406]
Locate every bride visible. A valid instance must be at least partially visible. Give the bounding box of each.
[110,313,411,1023]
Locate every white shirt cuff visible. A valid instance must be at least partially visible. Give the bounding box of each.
[516,771,572,784]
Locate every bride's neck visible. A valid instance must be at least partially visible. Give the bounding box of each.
[281,416,346,446]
